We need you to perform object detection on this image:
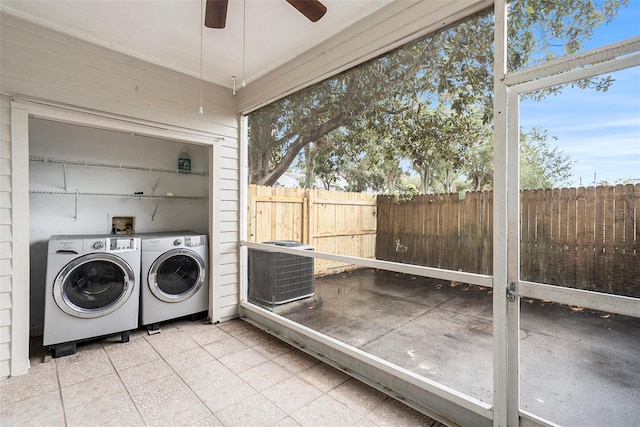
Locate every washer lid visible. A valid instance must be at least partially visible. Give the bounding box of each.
[148,248,206,303]
[53,253,135,318]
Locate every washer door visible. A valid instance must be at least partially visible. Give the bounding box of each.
[148,248,206,303]
[53,253,135,318]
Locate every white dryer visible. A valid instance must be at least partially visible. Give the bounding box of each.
[139,233,208,331]
[43,235,141,357]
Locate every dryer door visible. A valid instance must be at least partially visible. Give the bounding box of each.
[148,248,206,303]
[53,253,136,318]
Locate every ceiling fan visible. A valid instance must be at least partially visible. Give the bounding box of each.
[205,0,327,29]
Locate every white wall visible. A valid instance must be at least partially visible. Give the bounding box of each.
[28,118,211,334]
[0,11,239,378]
[0,96,12,377]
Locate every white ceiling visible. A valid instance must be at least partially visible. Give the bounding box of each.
[1,0,394,89]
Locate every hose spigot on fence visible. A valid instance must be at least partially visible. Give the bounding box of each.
[395,239,408,253]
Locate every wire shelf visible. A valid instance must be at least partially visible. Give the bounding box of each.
[29,155,209,176]
[28,190,207,200]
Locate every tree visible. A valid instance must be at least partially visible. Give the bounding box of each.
[520,127,574,189]
[341,162,386,193]
[313,136,344,190]
[461,127,575,190]
[297,137,343,190]
[248,0,626,188]
[339,147,388,193]
[434,161,463,194]
[463,136,494,191]
[391,104,489,194]
[295,125,390,191]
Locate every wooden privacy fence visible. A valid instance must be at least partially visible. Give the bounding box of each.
[376,191,493,274]
[376,184,639,297]
[248,185,377,275]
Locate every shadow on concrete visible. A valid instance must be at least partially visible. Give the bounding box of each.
[279,268,640,427]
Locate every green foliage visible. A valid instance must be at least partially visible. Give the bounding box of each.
[520,127,574,189]
[463,136,494,191]
[512,0,628,101]
[393,184,419,204]
[460,127,575,190]
[248,0,626,190]
[389,105,490,194]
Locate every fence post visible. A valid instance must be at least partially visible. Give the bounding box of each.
[306,189,314,247]
[248,185,256,242]
[303,189,310,245]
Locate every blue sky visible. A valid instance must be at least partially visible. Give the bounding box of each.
[519,2,640,186]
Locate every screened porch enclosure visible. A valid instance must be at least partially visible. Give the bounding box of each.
[240,1,639,426]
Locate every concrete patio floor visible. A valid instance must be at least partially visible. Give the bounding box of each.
[282,268,640,427]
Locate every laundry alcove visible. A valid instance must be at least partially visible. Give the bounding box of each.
[28,117,211,336]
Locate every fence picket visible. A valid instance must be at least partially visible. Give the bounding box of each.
[631,184,640,292]
[248,184,638,296]
[373,185,638,297]
[575,187,587,287]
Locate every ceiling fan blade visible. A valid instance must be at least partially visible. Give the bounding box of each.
[205,0,228,29]
[286,0,327,22]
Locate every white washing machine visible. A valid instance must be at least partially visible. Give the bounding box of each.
[139,233,209,331]
[43,234,141,357]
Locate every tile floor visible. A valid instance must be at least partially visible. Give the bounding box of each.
[1,318,444,427]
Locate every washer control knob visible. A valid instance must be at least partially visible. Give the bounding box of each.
[173,239,182,246]
[93,241,105,249]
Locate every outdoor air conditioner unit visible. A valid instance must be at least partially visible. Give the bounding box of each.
[248,240,315,306]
